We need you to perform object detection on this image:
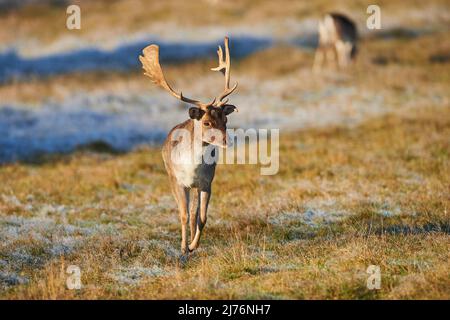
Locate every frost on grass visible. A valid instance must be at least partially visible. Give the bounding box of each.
[112,265,172,285]
[259,263,299,274]
[269,207,344,228]
[0,271,29,289]
[0,216,94,246]
[0,102,167,163]
[143,239,179,258]
[147,195,177,211]
[0,215,102,288]
[378,207,402,217]
[0,32,430,164]
[0,76,394,163]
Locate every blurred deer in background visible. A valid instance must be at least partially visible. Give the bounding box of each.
[139,37,238,261]
[313,13,358,71]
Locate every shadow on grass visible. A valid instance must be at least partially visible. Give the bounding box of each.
[14,142,129,166]
[0,37,272,84]
[375,222,450,236]
[0,105,167,165]
[369,27,434,41]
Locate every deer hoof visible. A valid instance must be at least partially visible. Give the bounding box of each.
[179,253,189,266]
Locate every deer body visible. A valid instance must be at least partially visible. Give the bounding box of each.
[313,13,358,71]
[162,120,217,190]
[139,37,238,260]
[161,119,218,256]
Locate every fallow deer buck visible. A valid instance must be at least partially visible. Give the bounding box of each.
[139,37,238,261]
[313,13,358,71]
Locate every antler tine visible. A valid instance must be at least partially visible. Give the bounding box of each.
[139,45,209,109]
[211,37,238,107]
[211,46,227,79]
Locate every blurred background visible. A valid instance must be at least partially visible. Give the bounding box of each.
[1,0,448,163]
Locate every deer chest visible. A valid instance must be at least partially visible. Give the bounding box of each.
[175,161,216,189]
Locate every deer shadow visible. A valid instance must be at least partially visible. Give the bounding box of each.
[0,36,272,84]
[0,105,167,165]
[374,222,450,236]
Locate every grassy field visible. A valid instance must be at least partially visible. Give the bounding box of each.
[2,0,448,48]
[0,0,449,300]
[0,104,448,299]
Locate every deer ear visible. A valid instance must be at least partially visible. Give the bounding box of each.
[189,107,205,120]
[222,104,237,116]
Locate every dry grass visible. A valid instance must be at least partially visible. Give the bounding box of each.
[0,104,448,299]
[1,0,449,300]
[1,0,448,47]
[1,29,449,106]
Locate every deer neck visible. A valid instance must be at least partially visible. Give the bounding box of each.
[170,119,213,166]
[189,120,214,163]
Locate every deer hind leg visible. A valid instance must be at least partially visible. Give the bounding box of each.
[335,40,352,68]
[188,189,210,252]
[189,188,199,243]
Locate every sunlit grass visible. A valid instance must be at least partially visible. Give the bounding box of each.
[1,104,448,299]
[0,0,449,300]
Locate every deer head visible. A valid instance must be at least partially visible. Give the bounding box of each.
[139,37,238,148]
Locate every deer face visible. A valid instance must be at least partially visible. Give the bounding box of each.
[189,105,236,148]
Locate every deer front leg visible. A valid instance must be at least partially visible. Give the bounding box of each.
[188,189,210,252]
[173,184,190,257]
[313,47,325,73]
[327,45,339,70]
[189,188,199,243]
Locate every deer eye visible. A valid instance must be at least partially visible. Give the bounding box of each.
[203,121,212,127]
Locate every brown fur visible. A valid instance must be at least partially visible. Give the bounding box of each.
[139,37,238,261]
[313,13,358,71]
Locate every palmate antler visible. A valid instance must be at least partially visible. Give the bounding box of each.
[211,37,238,107]
[139,45,213,109]
[139,37,238,110]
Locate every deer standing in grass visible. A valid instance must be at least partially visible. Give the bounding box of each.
[313,13,358,71]
[139,37,238,261]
